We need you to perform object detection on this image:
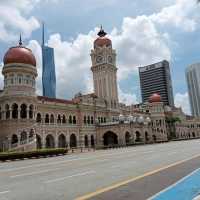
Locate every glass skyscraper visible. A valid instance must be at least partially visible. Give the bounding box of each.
[42,24,56,98]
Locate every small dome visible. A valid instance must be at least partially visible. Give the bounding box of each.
[94,26,112,48]
[137,116,144,124]
[3,38,36,67]
[149,93,161,103]
[119,114,124,122]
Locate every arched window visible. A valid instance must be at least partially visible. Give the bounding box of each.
[73,116,76,124]
[101,117,103,123]
[20,104,27,119]
[45,114,49,124]
[36,113,42,123]
[62,115,66,124]
[29,105,33,119]
[70,134,77,148]
[29,129,34,138]
[36,134,42,149]
[50,114,54,124]
[58,134,66,148]
[69,115,72,124]
[5,104,10,119]
[84,116,87,124]
[104,117,106,123]
[57,114,61,124]
[11,134,18,144]
[46,134,55,148]
[12,103,18,119]
[91,116,94,124]
[87,116,90,124]
[20,131,27,143]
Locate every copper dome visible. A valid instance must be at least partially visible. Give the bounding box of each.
[149,93,162,103]
[94,26,112,48]
[3,45,36,67]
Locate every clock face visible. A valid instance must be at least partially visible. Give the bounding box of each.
[108,56,113,63]
[96,56,103,63]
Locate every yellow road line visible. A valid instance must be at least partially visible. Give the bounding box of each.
[75,154,200,200]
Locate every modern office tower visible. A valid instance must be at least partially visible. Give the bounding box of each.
[186,63,200,117]
[139,60,174,106]
[42,23,56,98]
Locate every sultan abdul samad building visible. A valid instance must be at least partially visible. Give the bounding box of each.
[0,28,200,151]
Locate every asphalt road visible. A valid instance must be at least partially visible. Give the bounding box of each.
[0,140,200,200]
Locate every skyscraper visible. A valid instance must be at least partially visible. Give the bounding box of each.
[139,60,174,106]
[186,63,200,117]
[42,23,56,98]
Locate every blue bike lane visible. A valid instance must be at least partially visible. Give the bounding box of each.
[151,168,200,200]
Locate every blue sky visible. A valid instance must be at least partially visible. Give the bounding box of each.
[0,0,200,114]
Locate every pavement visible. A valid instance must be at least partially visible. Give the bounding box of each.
[0,139,200,200]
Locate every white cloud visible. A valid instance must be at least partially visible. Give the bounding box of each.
[150,0,199,32]
[0,0,40,42]
[27,40,42,95]
[112,16,171,80]
[118,87,138,105]
[174,92,191,114]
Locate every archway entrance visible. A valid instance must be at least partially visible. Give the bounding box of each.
[11,134,18,144]
[145,132,149,142]
[125,132,131,145]
[70,134,77,148]
[153,135,157,142]
[103,131,118,146]
[91,135,95,147]
[58,134,66,148]
[84,135,88,147]
[135,131,141,142]
[36,134,42,149]
[46,134,55,148]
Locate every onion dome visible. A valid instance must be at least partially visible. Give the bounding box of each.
[149,93,161,103]
[3,35,36,67]
[94,26,112,48]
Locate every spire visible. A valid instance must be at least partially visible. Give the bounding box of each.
[19,34,22,46]
[42,21,45,46]
[97,25,107,37]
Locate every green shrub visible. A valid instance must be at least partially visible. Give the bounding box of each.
[0,148,68,161]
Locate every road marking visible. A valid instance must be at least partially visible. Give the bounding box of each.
[10,167,62,178]
[0,190,10,195]
[45,170,96,184]
[0,149,154,173]
[147,168,200,200]
[10,159,108,178]
[75,154,200,200]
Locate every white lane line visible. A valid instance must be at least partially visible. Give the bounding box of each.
[147,168,200,200]
[10,167,62,178]
[10,158,108,178]
[111,165,120,169]
[45,170,96,184]
[0,150,152,173]
[0,190,10,195]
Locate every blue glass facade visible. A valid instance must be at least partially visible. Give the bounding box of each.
[42,46,56,98]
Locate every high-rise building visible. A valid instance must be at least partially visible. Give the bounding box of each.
[42,23,56,98]
[139,60,174,106]
[186,63,200,117]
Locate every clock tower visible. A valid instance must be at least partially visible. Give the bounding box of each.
[91,27,118,109]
